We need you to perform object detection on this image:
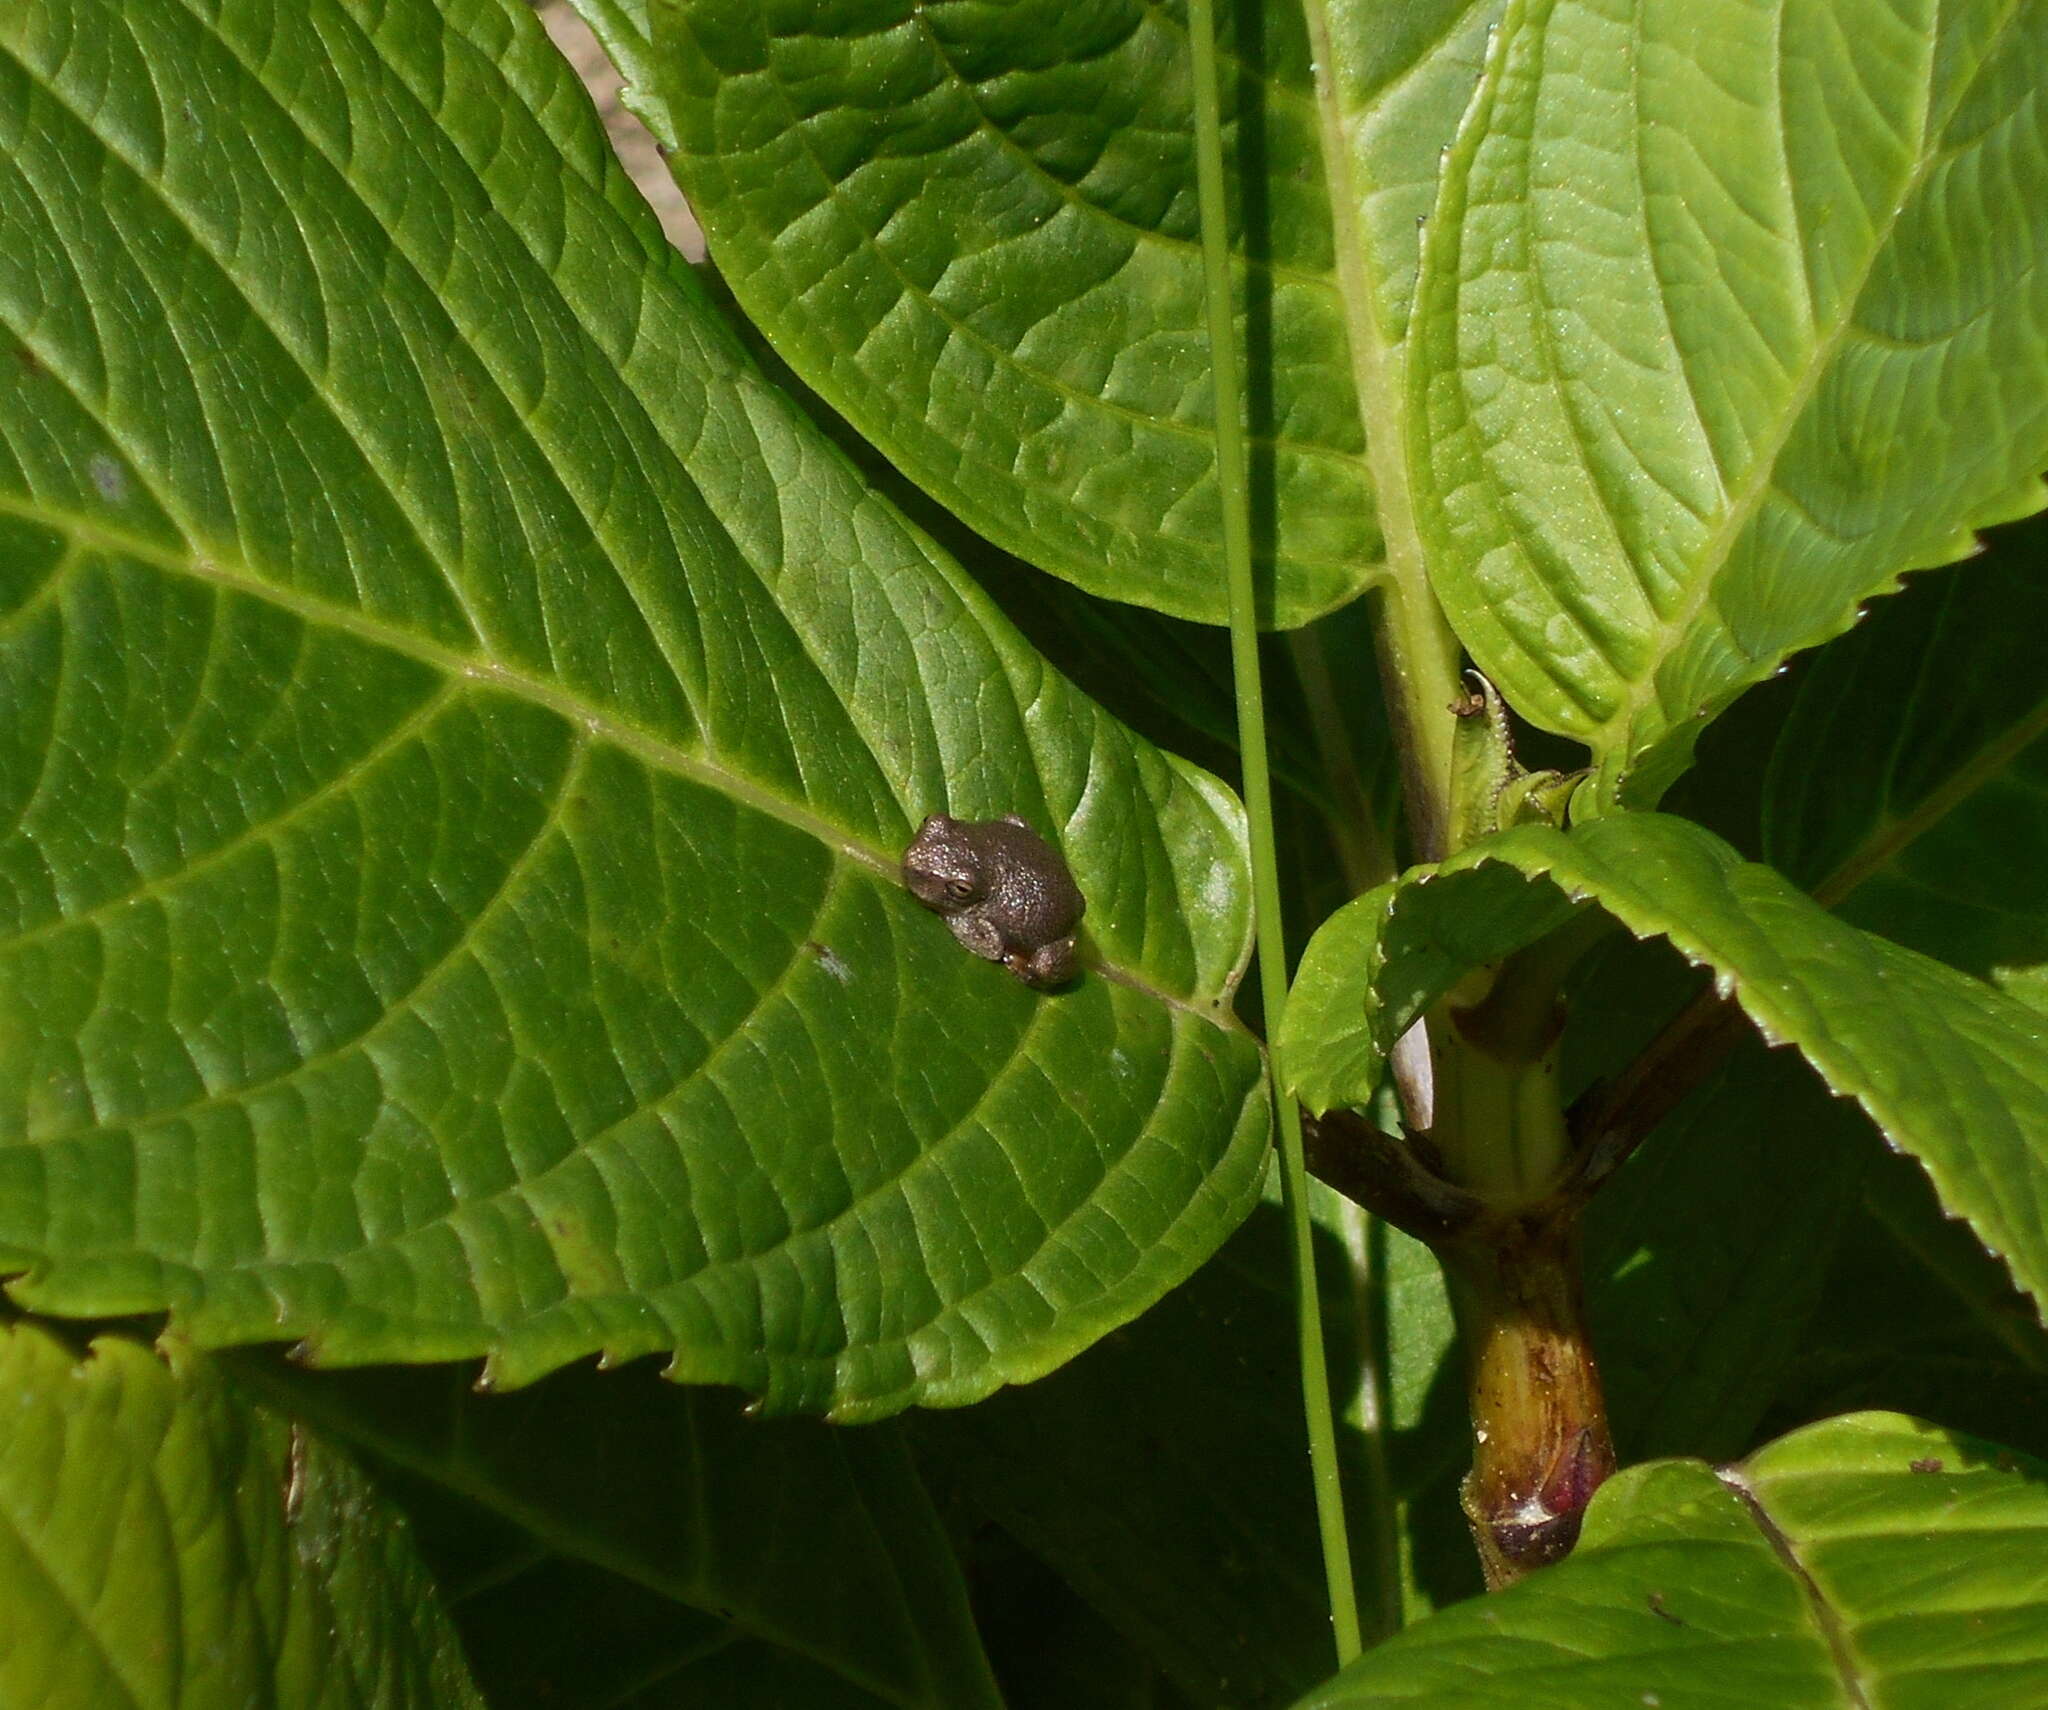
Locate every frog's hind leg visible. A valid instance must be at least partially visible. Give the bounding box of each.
[1010,935,1079,989]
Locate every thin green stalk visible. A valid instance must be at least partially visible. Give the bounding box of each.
[1188,0,1362,1667]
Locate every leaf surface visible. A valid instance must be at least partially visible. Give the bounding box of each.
[1411,0,2048,805]
[239,1357,1001,1710]
[656,0,1499,625]
[1741,513,2048,995]
[915,1175,1426,1704]
[0,1326,482,1710]
[1762,1149,2048,1468]
[563,0,675,145]
[0,0,1267,1418]
[1280,813,2048,1320]
[1297,1412,2048,1708]
[690,263,1405,859]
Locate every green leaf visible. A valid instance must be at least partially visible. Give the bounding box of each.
[654,0,1500,626]
[916,1176,1415,1703]
[1280,813,2048,1320]
[1585,1040,1873,1463]
[560,0,675,146]
[0,0,1268,1418]
[1411,0,2048,808]
[1280,862,1583,1119]
[690,254,1404,858]
[236,1356,1001,1710]
[1727,511,2048,995]
[0,1324,482,1709]
[1297,1411,2048,1708]
[1761,1147,2048,1467]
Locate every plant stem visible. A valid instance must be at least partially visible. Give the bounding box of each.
[1189,0,1361,1665]
[1296,0,1466,866]
[1440,1208,1615,1588]
[1368,579,1466,864]
[1300,0,1613,1604]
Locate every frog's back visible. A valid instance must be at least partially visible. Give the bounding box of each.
[982,820,1083,932]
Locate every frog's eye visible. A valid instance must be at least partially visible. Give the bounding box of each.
[945,878,976,901]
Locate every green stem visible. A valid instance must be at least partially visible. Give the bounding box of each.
[1189,0,1361,1666]
[1428,1027,1570,1205]
[1427,914,1608,1202]
[1296,0,1467,865]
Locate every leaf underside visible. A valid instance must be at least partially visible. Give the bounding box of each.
[0,1326,482,1710]
[0,0,1269,1418]
[1412,0,2048,806]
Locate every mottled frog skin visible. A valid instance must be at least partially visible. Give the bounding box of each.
[901,814,1085,989]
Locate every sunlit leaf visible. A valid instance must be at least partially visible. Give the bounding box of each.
[0,0,1267,1419]
[655,0,1502,625]
[1281,814,2048,1322]
[1411,0,2048,806]
[1298,1412,2048,1708]
[0,1326,481,1709]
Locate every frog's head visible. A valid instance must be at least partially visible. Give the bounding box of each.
[901,814,989,913]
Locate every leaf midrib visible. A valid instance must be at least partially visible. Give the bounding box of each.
[2,496,1240,1023]
[1815,690,2048,910]
[1716,1467,1876,1710]
[4,496,891,874]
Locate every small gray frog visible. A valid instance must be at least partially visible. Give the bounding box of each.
[902,813,1085,989]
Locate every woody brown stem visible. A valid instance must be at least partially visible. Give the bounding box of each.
[1564,986,1750,1202]
[1440,1206,1615,1588]
[1302,1107,1483,1243]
